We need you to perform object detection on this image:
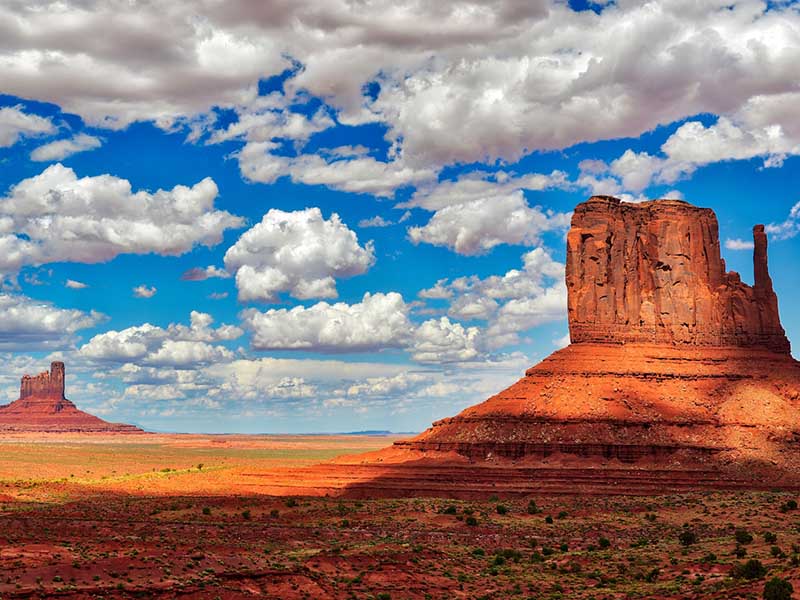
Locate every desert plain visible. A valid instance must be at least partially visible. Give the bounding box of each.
[0,432,798,600]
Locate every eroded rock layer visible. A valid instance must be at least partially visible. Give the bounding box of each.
[566,197,789,353]
[0,362,142,433]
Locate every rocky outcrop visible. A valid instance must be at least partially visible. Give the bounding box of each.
[566,196,789,353]
[300,196,800,496]
[20,361,65,400]
[0,362,142,433]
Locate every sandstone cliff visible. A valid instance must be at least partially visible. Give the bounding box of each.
[566,196,789,353]
[309,196,800,496]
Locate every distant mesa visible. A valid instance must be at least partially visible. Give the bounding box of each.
[0,361,142,433]
[265,196,800,497]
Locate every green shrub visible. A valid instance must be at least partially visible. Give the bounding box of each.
[734,559,767,580]
[545,515,554,524]
[764,532,777,543]
[599,537,611,549]
[763,577,793,600]
[735,529,754,545]
[285,498,298,508]
[645,568,660,583]
[466,516,478,526]
[678,530,697,546]
[202,507,211,515]
[496,504,508,515]
[443,505,457,515]
[527,500,540,514]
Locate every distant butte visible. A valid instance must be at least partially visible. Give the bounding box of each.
[0,361,142,433]
[260,196,800,497]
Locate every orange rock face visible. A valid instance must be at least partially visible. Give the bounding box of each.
[566,196,789,353]
[0,362,142,433]
[302,196,800,496]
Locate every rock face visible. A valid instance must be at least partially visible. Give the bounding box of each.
[0,362,142,433]
[566,197,789,353]
[287,196,800,497]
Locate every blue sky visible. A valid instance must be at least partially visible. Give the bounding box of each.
[0,0,798,433]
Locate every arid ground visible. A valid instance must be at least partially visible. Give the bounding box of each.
[1,434,799,599]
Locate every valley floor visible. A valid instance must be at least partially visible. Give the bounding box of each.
[0,434,797,599]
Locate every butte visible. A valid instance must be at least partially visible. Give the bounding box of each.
[0,361,142,433]
[264,196,800,497]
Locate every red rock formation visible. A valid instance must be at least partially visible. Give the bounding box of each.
[279,196,800,496]
[0,361,142,433]
[566,196,789,353]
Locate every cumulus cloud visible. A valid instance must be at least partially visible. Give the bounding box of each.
[358,215,393,228]
[236,144,437,197]
[725,238,755,251]
[224,207,375,302]
[583,104,800,196]
[0,105,54,147]
[0,1,799,177]
[408,191,571,255]
[419,247,567,348]
[65,279,88,289]
[206,97,334,145]
[30,133,102,162]
[181,265,230,281]
[241,290,493,363]
[80,311,242,368]
[403,170,570,212]
[0,293,104,350]
[0,164,243,274]
[241,292,413,352]
[132,285,157,299]
[766,200,800,241]
[410,317,480,363]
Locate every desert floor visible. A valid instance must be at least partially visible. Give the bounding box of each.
[0,433,798,599]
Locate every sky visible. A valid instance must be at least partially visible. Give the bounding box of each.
[0,0,799,433]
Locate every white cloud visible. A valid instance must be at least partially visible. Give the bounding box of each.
[65,279,88,289]
[0,164,243,274]
[410,317,480,363]
[403,170,570,212]
[408,191,571,255]
[420,247,567,348]
[132,285,157,298]
[584,105,800,196]
[224,207,375,302]
[30,133,102,162]
[0,293,104,350]
[725,238,755,251]
[766,200,800,241]
[241,292,413,352]
[80,311,242,368]
[0,105,54,147]
[207,98,334,144]
[181,265,230,281]
[0,1,799,176]
[358,215,393,228]
[236,144,437,197]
